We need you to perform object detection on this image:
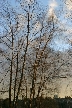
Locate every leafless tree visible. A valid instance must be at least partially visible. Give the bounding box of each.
[0,0,72,108]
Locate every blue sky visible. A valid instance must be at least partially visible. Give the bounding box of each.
[37,0,48,6]
[38,0,72,52]
[1,0,72,52]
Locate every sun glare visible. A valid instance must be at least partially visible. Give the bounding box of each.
[48,0,57,15]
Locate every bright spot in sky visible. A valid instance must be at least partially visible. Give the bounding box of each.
[48,0,57,16]
[49,0,57,8]
[37,0,72,52]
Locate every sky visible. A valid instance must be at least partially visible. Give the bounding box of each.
[0,0,72,98]
[37,0,48,6]
[37,0,72,52]
[10,0,72,98]
[9,0,72,52]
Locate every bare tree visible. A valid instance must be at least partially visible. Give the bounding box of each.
[0,0,72,108]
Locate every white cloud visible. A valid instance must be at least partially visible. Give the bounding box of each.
[49,33,72,52]
[49,39,71,52]
[48,0,57,15]
[49,0,57,8]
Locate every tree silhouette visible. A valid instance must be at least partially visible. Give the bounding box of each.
[0,0,72,108]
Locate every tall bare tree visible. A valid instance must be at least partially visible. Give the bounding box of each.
[0,0,72,108]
